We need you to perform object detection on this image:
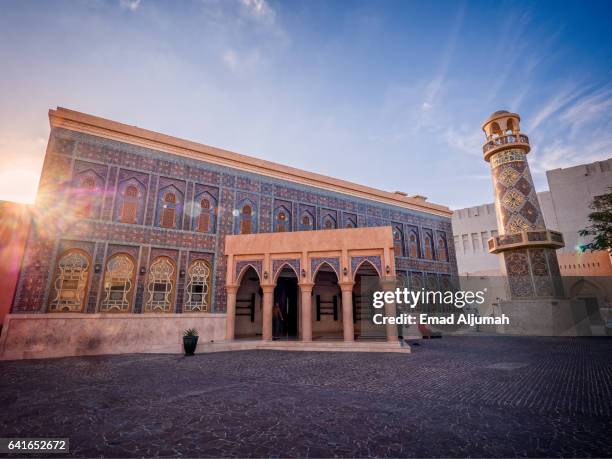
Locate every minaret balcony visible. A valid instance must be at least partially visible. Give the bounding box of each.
[487,229,564,254]
[482,133,530,161]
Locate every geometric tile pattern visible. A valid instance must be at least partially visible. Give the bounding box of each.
[491,155,545,234]
[350,256,382,278]
[272,258,301,281]
[310,257,340,278]
[12,125,457,314]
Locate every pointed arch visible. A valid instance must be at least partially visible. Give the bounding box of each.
[157,184,183,229]
[193,190,217,233]
[352,259,381,280]
[115,177,146,224]
[235,261,262,285]
[311,260,339,279]
[392,224,404,257]
[569,278,604,298]
[236,198,258,234]
[48,248,91,313]
[274,204,292,233]
[273,261,299,283]
[300,209,315,230]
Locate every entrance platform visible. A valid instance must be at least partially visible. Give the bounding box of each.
[196,340,411,354]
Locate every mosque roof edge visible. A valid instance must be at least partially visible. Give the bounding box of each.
[48,107,452,218]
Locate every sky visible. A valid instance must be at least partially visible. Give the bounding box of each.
[0,0,611,208]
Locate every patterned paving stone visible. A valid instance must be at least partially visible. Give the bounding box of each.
[0,336,611,457]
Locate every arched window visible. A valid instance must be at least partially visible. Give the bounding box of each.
[120,185,139,224]
[437,236,448,262]
[185,260,212,312]
[240,204,252,234]
[322,215,336,230]
[490,122,502,138]
[160,192,177,228]
[198,198,211,232]
[100,254,134,312]
[274,206,291,232]
[145,257,176,312]
[408,232,419,258]
[76,176,96,218]
[300,211,314,230]
[48,249,90,312]
[506,118,515,134]
[424,234,434,260]
[277,211,287,232]
[345,216,357,228]
[393,227,404,257]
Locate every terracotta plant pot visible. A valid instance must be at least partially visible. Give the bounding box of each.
[183,336,199,356]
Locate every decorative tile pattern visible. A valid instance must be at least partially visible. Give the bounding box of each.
[235,260,263,283]
[310,257,340,278]
[272,259,301,280]
[12,127,457,314]
[350,256,382,277]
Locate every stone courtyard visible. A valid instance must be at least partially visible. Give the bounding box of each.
[1,336,611,458]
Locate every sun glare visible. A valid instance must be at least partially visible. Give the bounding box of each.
[0,167,40,204]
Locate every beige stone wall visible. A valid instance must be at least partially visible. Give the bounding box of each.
[0,313,226,360]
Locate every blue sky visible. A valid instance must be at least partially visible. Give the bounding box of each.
[0,0,611,207]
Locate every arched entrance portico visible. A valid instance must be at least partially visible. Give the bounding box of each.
[224,226,400,345]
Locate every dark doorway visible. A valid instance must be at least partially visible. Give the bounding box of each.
[275,269,299,339]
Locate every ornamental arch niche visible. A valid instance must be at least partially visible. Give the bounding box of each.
[100,253,135,313]
[48,249,91,313]
[274,205,292,233]
[115,178,146,224]
[156,185,183,229]
[236,199,258,235]
[72,169,103,218]
[193,191,217,233]
[185,259,212,312]
[145,256,177,313]
[300,209,315,231]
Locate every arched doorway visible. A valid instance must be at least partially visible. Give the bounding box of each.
[570,279,606,331]
[274,266,299,340]
[352,261,384,340]
[312,263,342,340]
[235,266,262,339]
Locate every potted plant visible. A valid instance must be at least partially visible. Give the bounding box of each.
[183,328,199,356]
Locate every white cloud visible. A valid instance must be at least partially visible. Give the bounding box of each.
[559,86,612,133]
[119,0,141,12]
[528,86,583,132]
[240,0,276,25]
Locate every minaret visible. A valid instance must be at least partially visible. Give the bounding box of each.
[482,111,565,299]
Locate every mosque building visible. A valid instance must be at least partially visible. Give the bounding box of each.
[0,108,457,358]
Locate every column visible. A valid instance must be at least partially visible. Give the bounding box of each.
[299,282,314,342]
[339,281,355,342]
[261,284,274,341]
[381,278,399,343]
[225,285,238,341]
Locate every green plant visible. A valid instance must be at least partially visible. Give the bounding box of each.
[579,187,612,252]
[183,328,198,337]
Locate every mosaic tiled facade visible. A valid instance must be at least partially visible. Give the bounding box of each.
[483,111,564,299]
[11,111,457,315]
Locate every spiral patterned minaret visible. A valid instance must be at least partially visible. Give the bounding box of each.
[482,111,565,299]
